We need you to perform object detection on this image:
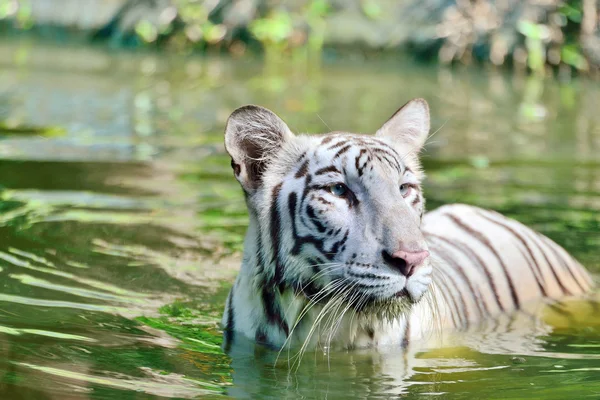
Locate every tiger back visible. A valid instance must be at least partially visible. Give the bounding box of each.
[423,204,593,332]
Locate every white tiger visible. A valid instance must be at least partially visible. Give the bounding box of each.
[221,98,594,353]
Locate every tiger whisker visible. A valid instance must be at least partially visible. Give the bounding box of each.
[325,284,361,359]
[291,297,337,370]
[316,113,332,131]
[312,280,362,370]
[303,263,344,285]
[292,283,353,371]
[347,291,365,333]
[323,293,353,370]
[424,118,448,148]
[323,285,355,344]
[277,278,347,366]
[277,261,343,334]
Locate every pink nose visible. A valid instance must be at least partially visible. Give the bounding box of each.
[390,250,430,277]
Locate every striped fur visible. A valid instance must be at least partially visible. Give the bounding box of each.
[423,204,593,332]
[221,100,593,353]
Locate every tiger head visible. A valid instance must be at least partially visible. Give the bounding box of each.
[225,99,432,320]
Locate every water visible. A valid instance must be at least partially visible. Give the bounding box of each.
[0,39,599,399]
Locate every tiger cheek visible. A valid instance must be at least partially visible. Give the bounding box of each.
[307,199,339,233]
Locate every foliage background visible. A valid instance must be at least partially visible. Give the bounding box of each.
[1,0,599,77]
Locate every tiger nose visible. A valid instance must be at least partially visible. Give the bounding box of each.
[385,249,430,277]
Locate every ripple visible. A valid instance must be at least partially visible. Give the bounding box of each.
[9,274,147,304]
[0,325,96,342]
[0,293,128,314]
[15,362,223,398]
[8,248,56,268]
[0,251,149,298]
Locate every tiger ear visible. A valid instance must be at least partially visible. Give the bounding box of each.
[224,105,294,191]
[375,98,430,152]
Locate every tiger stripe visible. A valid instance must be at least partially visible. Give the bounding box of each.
[476,209,570,295]
[428,235,488,320]
[435,264,470,327]
[445,213,521,309]
[223,288,235,351]
[476,210,550,296]
[427,233,502,313]
[431,269,462,328]
[270,182,284,284]
[539,233,592,291]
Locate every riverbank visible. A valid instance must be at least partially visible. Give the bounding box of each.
[2,0,599,77]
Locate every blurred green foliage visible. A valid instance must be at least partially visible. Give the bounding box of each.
[0,122,66,137]
[0,0,598,76]
[518,21,551,75]
[556,2,589,71]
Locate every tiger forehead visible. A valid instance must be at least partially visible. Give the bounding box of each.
[319,133,391,149]
[307,134,404,174]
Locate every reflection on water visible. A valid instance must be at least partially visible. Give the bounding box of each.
[0,40,599,399]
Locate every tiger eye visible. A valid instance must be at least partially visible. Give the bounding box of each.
[329,183,348,197]
[400,184,411,197]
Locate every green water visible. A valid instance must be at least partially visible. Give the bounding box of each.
[0,40,599,399]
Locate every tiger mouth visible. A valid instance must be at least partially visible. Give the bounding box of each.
[294,277,416,319]
[352,295,414,321]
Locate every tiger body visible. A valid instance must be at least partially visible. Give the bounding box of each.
[424,205,592,330]
[221,99,593,352]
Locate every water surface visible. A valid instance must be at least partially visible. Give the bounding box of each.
[0,39,599,399]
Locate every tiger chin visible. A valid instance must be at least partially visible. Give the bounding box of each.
[221,98,594,352]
